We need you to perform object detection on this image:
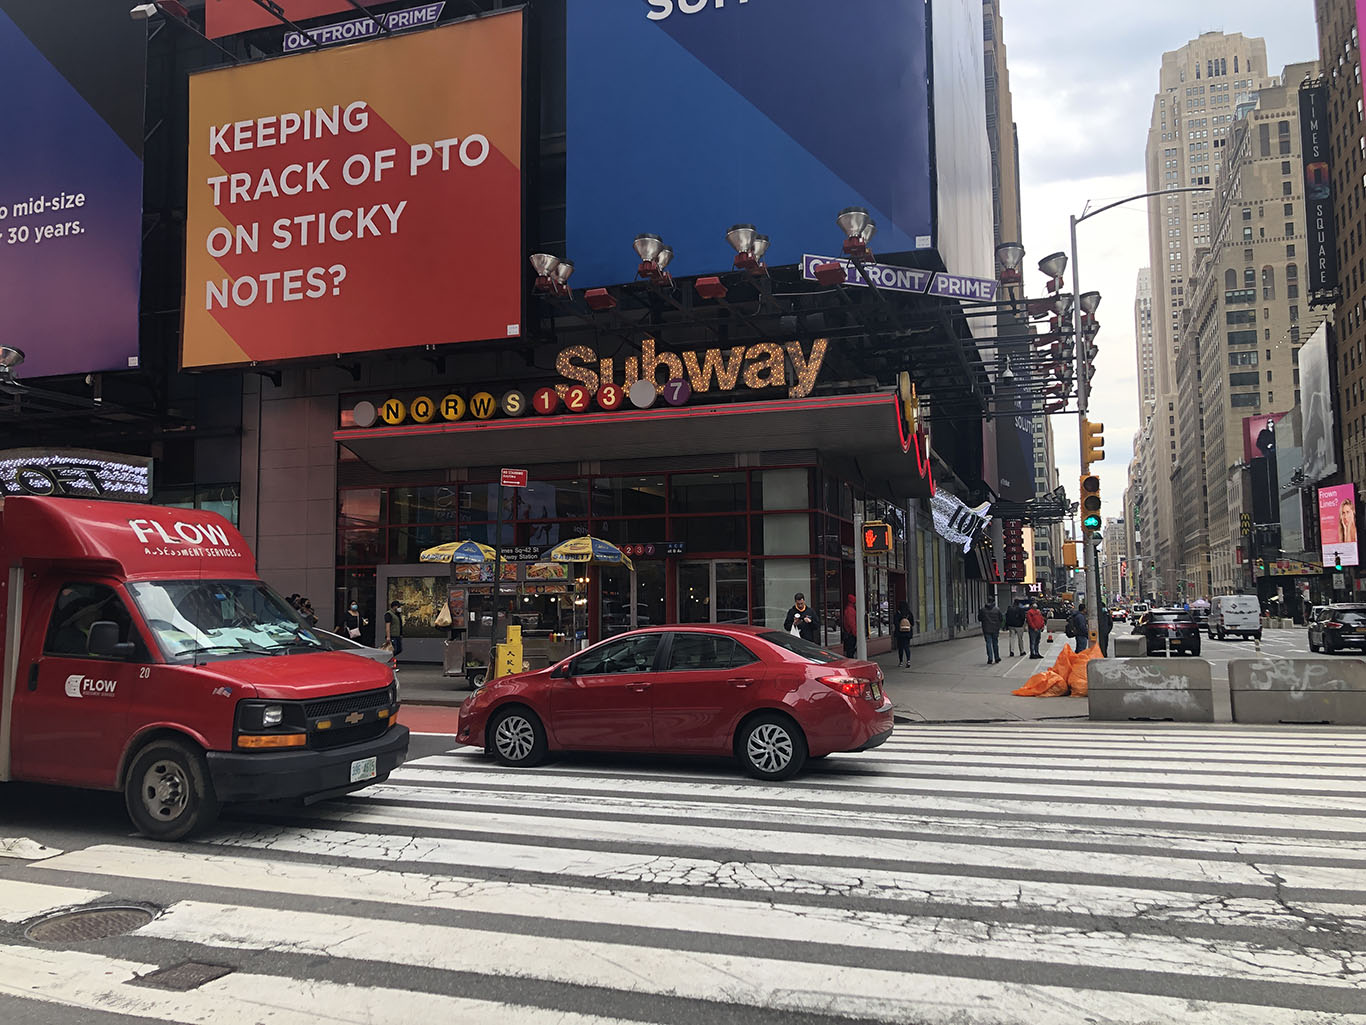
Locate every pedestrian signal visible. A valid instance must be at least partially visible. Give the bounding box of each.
[863,521,892,553]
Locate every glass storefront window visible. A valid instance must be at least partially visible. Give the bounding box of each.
[518,520,590,549]
[459,483,514,521]
[594,518,667,545]
[339,489,384,529]
[517,479,591,521]
[593,477,666,517]
[387,524,460,564]
[673,515,746,554]
[752,558,813,629]
[670,471,746,513]
[389,486,459,525]
[339,529,383,566]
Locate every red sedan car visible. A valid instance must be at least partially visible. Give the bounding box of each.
[456,625,893,780]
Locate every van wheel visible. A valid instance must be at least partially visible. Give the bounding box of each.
[124,739,219,841]
[737,713,808,781]
[1253,630,1263,641]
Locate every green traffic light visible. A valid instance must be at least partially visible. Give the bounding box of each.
[1082,515,1101,530]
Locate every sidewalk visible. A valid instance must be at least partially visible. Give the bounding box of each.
[397,630,1086,723]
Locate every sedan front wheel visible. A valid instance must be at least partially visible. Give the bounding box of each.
[488,706,547,767]
[738,713,808,781]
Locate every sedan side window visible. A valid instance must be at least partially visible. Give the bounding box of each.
[44,582,147,661]
[665,634,760,671]
[570,634,661,675]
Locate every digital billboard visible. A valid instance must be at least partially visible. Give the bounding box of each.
[182,13,523,368]
[1299,82,1339,305]
[0,0,145,378]
[1319,483,1359,569]
[1243,411,1285,462]
[1300,322,1338,482]
[566,0,932,286]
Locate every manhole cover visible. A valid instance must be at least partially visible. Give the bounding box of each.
[25,906,154,943]
[134,961,234,991]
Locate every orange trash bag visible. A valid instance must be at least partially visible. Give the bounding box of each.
[1012,671,1056,697]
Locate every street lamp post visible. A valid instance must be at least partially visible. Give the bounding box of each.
[1069,186,1210,646]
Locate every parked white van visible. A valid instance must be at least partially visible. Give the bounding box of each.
[1209,594,1262,640]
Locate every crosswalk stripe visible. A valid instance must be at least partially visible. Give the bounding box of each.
[135,898,1366,1011]
[391,764,1366,833]
[0,944,658,1025]
[0,881,107,922]
[36,844,1366,939]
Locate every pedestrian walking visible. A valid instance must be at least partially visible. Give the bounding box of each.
[1069,606,1088,653]
[297,597,319,629]
[841,594,858,658]
[1003,599,1027,657]
[1025,602,1046,658]
[384,599,405,661]
[1098,603,1113,657]
[783,593,820,643]
[338,600,366,642]
[894,601,915,667]
[978,598,1003,664]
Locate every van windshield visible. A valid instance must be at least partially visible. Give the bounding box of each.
[126,580,328,663]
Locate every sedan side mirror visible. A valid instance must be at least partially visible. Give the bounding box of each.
[87,621,136,660]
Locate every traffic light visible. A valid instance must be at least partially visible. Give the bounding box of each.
[1081,419,1105,466]
[1336,550,1344,571]
[863,521,892,553]
[1002,518,1027,582]
[1079,474,1102,532]
[1062,541,1078,568]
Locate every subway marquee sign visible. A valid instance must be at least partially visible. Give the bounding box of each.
[354,337,828,426]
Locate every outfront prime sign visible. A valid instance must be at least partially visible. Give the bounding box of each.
[0,449,152,501]
[800,255,998,301]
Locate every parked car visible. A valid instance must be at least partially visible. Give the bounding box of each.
[455,625,893,780]
[1135,608,1202,655]
[1308,604,1366,653]
[1209,594,1262,641]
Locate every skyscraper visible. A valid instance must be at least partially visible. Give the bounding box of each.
[1134,268,1157,413]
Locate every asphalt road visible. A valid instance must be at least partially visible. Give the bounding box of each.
[2,722,1365,1024]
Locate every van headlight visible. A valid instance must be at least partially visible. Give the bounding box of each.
[262,705,284,727]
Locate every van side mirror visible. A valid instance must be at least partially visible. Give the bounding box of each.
[87,621,135,660]
[550,662,572,680]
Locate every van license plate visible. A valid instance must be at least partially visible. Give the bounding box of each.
[349,757,377,783]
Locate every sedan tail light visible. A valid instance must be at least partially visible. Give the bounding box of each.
[1327,621,1344,629]
[819,675,877,701]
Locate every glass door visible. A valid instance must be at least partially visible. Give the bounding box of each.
[678,561,750,624]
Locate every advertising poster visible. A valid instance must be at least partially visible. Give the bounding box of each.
[1319,483,1359,569]
[183,13,523,368]
[1275,411,1305,553]
[1299,82,1339,302]
[0,0,145,378]
[1243,412,1285,461]
[1300,322,1338,482]
[567,0,931,286]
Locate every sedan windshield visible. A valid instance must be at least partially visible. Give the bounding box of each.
[127,580,328,663]
[758,631,844,664]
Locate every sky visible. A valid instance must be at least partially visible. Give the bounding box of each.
[1003,0,1321,523]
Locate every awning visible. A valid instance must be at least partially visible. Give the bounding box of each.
[335,391,935,499]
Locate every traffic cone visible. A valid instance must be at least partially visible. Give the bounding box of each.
[1046,632,1054,643]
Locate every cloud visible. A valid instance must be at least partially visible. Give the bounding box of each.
[1004,0,1320,522]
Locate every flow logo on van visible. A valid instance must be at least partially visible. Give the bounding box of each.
[128,518,240,558]
[64,674,118,698]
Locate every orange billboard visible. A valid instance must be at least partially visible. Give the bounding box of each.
[206,0,356,39]
[182,13,523,368]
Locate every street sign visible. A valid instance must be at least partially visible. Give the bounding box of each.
[500,468,528,488]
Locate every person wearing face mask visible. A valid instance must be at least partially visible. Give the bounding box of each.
[338,600,367,641]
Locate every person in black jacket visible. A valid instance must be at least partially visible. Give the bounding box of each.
[1003,599,1027,657]
[783,593,820,643]
[978,598,1003,664]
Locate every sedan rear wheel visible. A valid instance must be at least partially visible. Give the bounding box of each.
[738,714,807,781]
[488,706,547,767]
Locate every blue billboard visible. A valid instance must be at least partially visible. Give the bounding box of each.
[0,0,145,378]
[567,0,932,287]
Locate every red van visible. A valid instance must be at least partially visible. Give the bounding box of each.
[0,496,408,839]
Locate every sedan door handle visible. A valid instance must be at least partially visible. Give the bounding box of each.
[726,677,756,687]
[627,683,651,693]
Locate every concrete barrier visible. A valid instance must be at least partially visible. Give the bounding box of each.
[1112,635,1146,657]
[1087,658,1214,722]
[1228,658,1366,725]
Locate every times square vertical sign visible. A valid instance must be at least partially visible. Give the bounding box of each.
[1299,81,1340,306]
